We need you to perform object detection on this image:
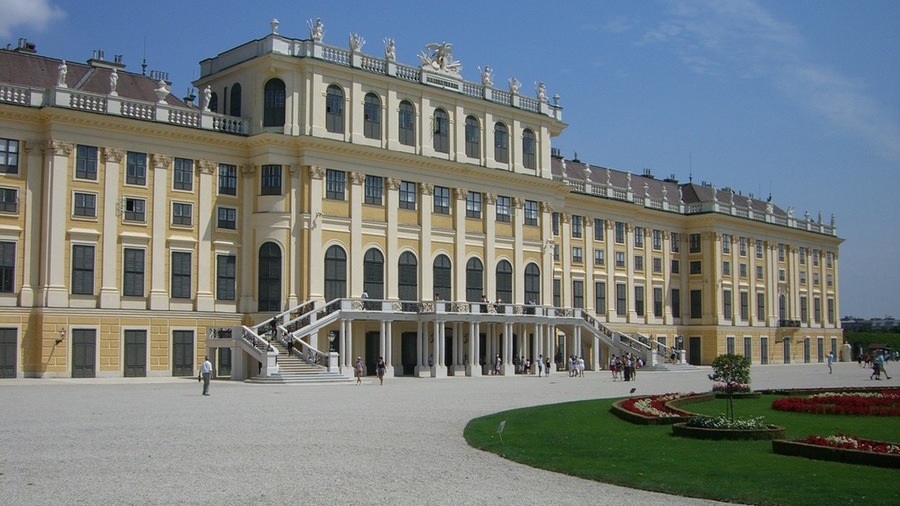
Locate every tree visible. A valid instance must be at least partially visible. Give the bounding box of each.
[708,354,751,421]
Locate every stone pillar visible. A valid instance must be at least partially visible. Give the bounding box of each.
[149,154,172,310]
[385,178,400,299]
[38,140,73,307]
[308,166,325,301]
[238,164,255,311]
[195,160,215,311]
[350,171,364,296]
[98,147,123,308]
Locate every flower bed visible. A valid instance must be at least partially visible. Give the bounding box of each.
[773,434,900,468]
[771,389,900,416]
[712,382,752,393]
[610,393,708,425]
[673,416,785,440]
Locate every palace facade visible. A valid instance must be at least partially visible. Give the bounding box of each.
[0,20,842,379]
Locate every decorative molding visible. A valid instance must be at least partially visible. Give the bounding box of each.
[151,154,172,169]
[512,197,523,208]
[198,160,216,175]
[309,165,325,179]
[540,202,553,214]
[241,164,254,177]
[349,171,365,185]
[43,139,74,157]
[101,147,124,163]
[420,182,434,195]
[386,177,400,191]
[484,193,496,205]
[561,213,571,224]
[454,188,467,200]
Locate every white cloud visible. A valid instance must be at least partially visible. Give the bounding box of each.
[0,0,65,38]
[644,0,900,162]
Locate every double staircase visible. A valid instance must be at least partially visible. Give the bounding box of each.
[244,342,353,385]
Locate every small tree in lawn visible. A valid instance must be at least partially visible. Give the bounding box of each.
[708,354,751,421]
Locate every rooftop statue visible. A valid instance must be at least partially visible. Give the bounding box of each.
[349,32,365,52]
[479,65,493,86]
[536,81,547,102]
[419,42,462,75]
[384,38,396,61]
[509,77,521,95]
[308,17,324,42]
[57,60,68,88]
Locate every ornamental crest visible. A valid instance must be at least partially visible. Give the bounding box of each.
[418,42,462,76]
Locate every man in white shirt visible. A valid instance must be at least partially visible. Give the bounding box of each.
[199,356,214,396]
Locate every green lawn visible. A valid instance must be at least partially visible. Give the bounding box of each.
[464,395,900,506]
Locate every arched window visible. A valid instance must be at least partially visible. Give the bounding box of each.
[522,128,536,169]
[433,108,449,153]
[263,78,285,127]
[257,242,281,311]
[496,260,513,304]
[465,257,484,302]
[433,254,452,301]
[494,122,509,163]
[230,83,242,117]
[363,93,381,140]
[208,92,218,114]
[464,115,480,159]
[398,252,418,303]
[326,85,344,133]
[363,248,384,299]
[524,263,540,304]
[324,245,347,302]
[398,100,415,146]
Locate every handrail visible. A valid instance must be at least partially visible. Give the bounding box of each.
[282,332,330,368]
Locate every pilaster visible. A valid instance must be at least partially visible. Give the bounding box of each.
[148,153,172,310]
[195,159,215,311]
[98,147,124,308]
[38,140,73,307]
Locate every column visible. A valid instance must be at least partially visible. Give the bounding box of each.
[149,154,172,310]
[485,193,497,298]
[238,164,255,311]
[308,166,325,301]
[420,183,434,297]
[98,147,123,308]
[349,171,364,296]
[384,320,394,377]
[287,163,300,308]
[540,202,554,306]
[513,197,524,303]
[453,189,466,301]
[502,322,514,376]
[19,142,41,306]
[385,178,399,299]
[195,160,215,311]
[38,140,73,307]
[625,223,635,320]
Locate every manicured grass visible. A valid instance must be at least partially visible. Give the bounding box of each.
[464,395,900,506]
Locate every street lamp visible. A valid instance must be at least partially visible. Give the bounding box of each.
[327,330,337,352]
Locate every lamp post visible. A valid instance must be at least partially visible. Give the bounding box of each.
[327,330,337,352]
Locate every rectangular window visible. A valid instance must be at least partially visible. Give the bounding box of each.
[433,186,450,214]
[779,269,786,282]
[689,233,701,253]
[813,272,820,286]
[739,263,747,278]
[757,292,765,321]
[653,287,663,317]
[652,229,662,251]
[814,297,821,323]
[615,222,625,244]
[594,219,605,241]
[172,202,193,226]
[496,196,511,222]
[364,175,383,205]
[690,290,702,318]
[399,104,415,146]
[217,207,237,230]
[652,257,662,273]
[826,274,833,287]
[594,249,605,266]
[739,237,747,256]
[553,244,559,261]
[689,260,701,274]
[744,337,752,358]
[572,246,583,264]
[0,138,19,174]
[826,252,833,268]
[0,241,15,292]
[552,212,559,235]
[778,244,785,262]
[634,286,645,316]
[261,164,282,196]
[722,234,731,254]
[173,157,193,191]
[671,288,681,318]
[740,291,749,321]
[756,265,764,280]
[571,215,582,238]
[827,298,835,324]
[75,145,98,180]
[812,249,819,266]
[723,289,732,319]
[465,118,479,158]
[616,283,626,316]
[799,247,807,264]
[124,197,146,222]
[756,240,763,259]
[553,278,561,307]
[595,282,606,315]
[634,227,644,248]
[671,232,680,253]
[671,259,680,274]
[726,336,735,355]
[325,169,345,200]
[71,244,94,295]
[800,271,807,284]
[615,251,625,268]
[171,251,192,299]
[466,191,482,218]
[524,200,538,226]
[634,255,644,271]
[800,295,808,322]
[218,163,237,195]
[126,151,147,185]
[73,192,97,217]
[123,248,144,297]
[572,280,584,309]
[399,181,417,210]
[723,261,731,276]
[216,255,236,300]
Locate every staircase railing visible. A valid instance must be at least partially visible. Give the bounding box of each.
[239,325,279,377]
[280,329,332,369]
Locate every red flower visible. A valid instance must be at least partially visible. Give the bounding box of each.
[772,390,900,416]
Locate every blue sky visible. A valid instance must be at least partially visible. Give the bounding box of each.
[3,0,898,318]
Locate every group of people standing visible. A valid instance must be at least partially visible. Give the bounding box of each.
[566,355,586,377]
[354,356,387,385]
[609,353,641,381]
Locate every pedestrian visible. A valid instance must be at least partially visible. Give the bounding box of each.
[537,354,544,377]
[577,356,585,377]
[609,355,617,381]
[494,354,501,375]
[286,337,294,357]
[355,356,364,385]
[827,350,834,374]
[376,356,386,385]
[545,357,551,376]
[199,355,213,396]
[269,317,277,339]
